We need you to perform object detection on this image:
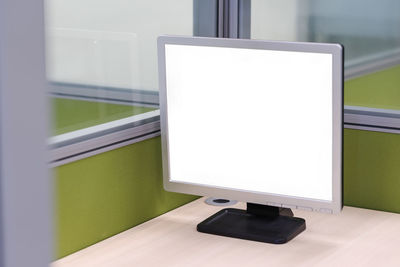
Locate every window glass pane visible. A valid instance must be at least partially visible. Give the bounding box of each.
[251,0,400,110]
[45,0,193,136]
[52,98,153,135]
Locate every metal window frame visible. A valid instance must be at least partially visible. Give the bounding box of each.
[50,82,159,108]
[194,0,219,37]
[49,110,161,167]
[0,0,52,265]
[344,106,400,134]
[214,0,250,38]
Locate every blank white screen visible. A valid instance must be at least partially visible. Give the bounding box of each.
[165,44,333,201]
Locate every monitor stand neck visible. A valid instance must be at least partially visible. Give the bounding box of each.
[246,202,294,218]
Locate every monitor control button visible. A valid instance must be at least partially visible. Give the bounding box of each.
[319,208,333,214]
[297,206,313,212]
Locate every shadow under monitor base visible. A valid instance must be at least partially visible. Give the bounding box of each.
[197,204,306,244]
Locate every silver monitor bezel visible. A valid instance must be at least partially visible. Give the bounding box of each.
[158,35,343,214]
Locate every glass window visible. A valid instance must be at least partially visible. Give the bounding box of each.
[45,0,193,136]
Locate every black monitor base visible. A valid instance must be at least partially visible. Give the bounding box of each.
[197,203,306,244]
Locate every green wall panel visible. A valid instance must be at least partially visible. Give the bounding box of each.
[55,137,199,259]
[343,129,400,212]
[55,129,400,259]
[345,64,400,110]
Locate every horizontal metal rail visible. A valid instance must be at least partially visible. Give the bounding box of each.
[50,82,159,107]
[49,110,160,166]
[344,105,400,134]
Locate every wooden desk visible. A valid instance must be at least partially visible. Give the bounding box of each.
[52,198,400,267]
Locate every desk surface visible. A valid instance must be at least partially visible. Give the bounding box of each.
[52,198,400,267]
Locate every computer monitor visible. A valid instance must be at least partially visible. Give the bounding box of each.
[158,36,343,244]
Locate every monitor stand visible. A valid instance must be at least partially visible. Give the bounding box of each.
[197,203,306,244]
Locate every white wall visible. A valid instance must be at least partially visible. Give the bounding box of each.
[46,0,193,91]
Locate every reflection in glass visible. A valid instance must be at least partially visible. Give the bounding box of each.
[251,0,400,68]
[45,0,193,134]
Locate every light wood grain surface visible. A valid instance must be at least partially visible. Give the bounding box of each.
[52,198,400,267]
